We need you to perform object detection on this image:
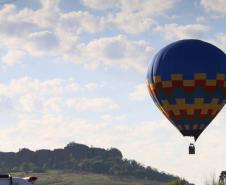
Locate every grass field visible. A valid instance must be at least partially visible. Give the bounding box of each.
[12,170,166,185]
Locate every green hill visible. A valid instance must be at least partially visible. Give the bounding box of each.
[0,142,192,184]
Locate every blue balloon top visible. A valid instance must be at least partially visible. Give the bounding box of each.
[148,39,226,82]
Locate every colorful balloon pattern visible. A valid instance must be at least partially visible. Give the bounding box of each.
[147,39,226,140]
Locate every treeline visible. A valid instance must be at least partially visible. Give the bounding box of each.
[0,142,179,183]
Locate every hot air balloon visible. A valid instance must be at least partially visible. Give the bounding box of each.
[146,39,226,154]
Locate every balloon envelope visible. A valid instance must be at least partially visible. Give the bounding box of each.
[147,39,226,140]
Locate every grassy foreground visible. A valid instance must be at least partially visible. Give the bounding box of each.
[12,170,166,185]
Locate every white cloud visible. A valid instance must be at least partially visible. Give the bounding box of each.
[155,23,209,40]
[82,0,176,34]
[0,114,176,154]
[81,0,120,10]
[0,77,70,97]
[82,0,175,14]
[85,83,99,91]
[0,96,13,111]
[100,114,127,122]
[129,83,149,101]
[112,0,175,34]
[59,11,105,34]
[66,97,119,111]
[40,0,59,11]
[2,49,25,66]
[201,0,226,14]
[18,94,43,113]
[0,5,38,37]
[110,11,155,35]
[0,4,154,71]
[196,16,206,23]
[25,31,59,56]
[0,77,120,114]
[209,33,226,52]
[0,4,60,57]
[83,35,154,72]
[43,97,63,113]
[0,4,104,58]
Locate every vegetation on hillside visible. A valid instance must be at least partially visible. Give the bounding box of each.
[0,142,191,184]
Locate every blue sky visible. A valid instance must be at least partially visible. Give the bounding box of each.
[0,0,226,184]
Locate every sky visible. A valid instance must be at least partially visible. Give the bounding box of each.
[0,0,226,184]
